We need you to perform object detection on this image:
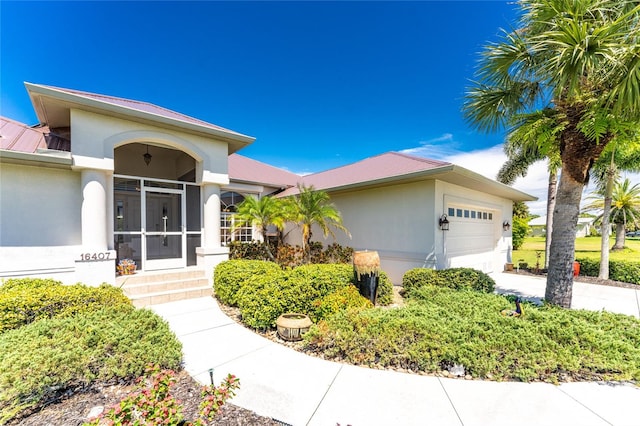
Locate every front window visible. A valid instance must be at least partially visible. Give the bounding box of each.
[220,191,253,245]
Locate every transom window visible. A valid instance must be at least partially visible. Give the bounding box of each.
[448,206,493,221]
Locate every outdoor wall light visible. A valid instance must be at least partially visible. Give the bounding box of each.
[503,220,511,231]
[439,214,450,231]
[143,144,152,166]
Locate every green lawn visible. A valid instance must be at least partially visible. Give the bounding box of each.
[513,236,640,268]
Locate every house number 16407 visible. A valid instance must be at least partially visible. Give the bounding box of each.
[80,252,111,261]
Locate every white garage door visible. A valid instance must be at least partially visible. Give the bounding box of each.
[444,205,497,273]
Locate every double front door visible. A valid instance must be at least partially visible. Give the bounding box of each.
[114,177,200,271]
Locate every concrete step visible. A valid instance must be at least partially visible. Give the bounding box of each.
[117,268,211,307]
[129,286,213,308]
[121,277,209,296]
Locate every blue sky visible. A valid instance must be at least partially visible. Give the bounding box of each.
[2,1,637,215]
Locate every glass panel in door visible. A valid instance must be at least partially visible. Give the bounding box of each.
[144,191,184,270]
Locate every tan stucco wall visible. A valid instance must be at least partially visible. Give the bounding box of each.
[71,109,229,183]
[302,178,513,284]
[0,162,82,282]
[0,162,81,246]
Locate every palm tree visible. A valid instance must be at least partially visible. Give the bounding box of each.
[233,195,288,261]
[288,184,350,262]
[497,109,562,269]
[463,0,640,307]
[584,178,640,250]
[589,135,640,278]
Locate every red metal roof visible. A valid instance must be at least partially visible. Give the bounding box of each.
[279,152,452,195]
[31,83,250,138]
[228,154,299,188]
[0,117,48,153]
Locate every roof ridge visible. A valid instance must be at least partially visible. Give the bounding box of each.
[390,151,451,166]
[304,151,394,177]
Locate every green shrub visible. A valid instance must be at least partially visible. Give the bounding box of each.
[512,217,530,250]
[436,268,495,293]
[213,260,281,306]
[576,257,640,285]
[311,285,372,322]
[229,261,392,330]
[0,278,63,291]
[236,272,291,329]
[401,267,495,296]
[402,268,440,294]
[376,271,393,306]
[229,241,355,268]
[0,280,131,333]
[0,306,182,423]
[304,285,640,383]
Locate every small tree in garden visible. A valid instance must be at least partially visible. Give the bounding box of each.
[288,184,351,262]
[233,195,288,262]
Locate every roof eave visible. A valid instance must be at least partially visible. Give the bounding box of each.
[25,82,255,152]
[287,164,537,202]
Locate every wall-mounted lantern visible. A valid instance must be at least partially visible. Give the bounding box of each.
[503,220,511,231]
[143,144,152,166]
[439,214,450,231]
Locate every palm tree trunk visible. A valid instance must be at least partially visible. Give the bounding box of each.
[612,223,626,250]
[544,169,558,269]
[545,171,583,308]
[598,168,615,278]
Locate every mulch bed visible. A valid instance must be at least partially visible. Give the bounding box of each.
[9,369,281,426]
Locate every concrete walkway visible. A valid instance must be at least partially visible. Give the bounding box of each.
[150,273,640,426]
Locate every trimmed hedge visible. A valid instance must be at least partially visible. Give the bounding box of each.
[0,306,182,423]
[576,257,640,285]
[0,279,132,333]
[236,264,355,329]
[402,267,495,296]
[216,260,393,330]
[213,260,282,307]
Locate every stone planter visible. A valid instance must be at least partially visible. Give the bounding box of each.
[276,313,312,341]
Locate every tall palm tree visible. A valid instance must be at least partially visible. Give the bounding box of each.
[288,184,350,262]
[584,178,640,250]
[233,195,288,261]
[497,109,562,269]
[589,135,640,277]
[463,0,640,307]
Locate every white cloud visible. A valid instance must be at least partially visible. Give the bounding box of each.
[399,133,461,159]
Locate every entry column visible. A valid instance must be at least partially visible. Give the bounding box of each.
[75,168,116,286]
[197,183,229,280]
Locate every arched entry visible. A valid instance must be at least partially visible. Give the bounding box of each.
[113,143,201,271]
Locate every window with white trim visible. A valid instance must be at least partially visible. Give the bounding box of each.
[220,191,253,245]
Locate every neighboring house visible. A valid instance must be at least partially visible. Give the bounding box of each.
[1,83,536,286]
[528,216,596,238]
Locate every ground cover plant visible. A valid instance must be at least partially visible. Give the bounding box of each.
[303,271,640,383]
[214,260,392,330]
[0,278,131,332]
[0,279,182,424]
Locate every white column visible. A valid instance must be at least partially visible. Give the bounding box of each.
[197,183,228,281]
[81,169,109,249]
[76,168,116,286]
[202,183,221,248]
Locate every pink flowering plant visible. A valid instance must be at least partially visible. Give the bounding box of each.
[85,364,240,426]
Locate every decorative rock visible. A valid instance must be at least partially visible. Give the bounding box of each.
[87,405,104,420]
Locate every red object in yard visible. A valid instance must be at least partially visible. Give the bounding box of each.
[573,261,580,277]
